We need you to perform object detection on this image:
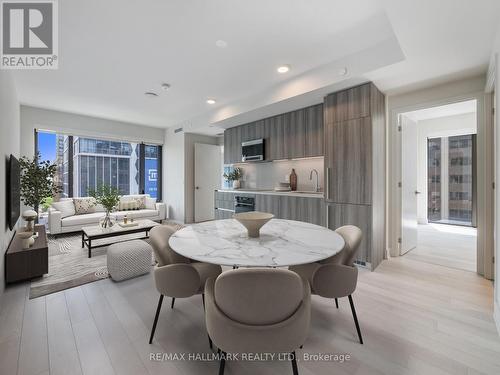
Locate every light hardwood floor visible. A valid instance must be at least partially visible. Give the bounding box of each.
[404,223,477,272]
[0,256,498,375]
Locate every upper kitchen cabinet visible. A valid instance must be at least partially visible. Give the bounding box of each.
[223,126,242,164]
[223,103,324,164]
[324,83,384,205]
[324,83,370,123]
[305,104,324,157]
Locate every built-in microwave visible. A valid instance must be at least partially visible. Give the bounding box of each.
[241,139,264,162]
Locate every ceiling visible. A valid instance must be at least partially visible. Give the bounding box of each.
[403,100,477,122]
[12,0,500,135]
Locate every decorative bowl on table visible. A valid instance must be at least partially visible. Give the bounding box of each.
[233,211,274,238]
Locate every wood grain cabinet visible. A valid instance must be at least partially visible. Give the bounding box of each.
[223,103,324,163]
[255,194,280,216]
[325,203,372,264]
[323,82,385,270]
[279,196,325,226]
[305,104,324,157]
[223,126,242,164]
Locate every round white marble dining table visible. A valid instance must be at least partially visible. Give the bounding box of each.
[168,218,345,268]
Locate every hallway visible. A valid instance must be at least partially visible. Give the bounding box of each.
[404,223,477,272]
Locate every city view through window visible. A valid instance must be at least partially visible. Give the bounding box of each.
[37,131,160,200]
[427,134,475,226]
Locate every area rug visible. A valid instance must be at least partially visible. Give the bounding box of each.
[29,222,185,299]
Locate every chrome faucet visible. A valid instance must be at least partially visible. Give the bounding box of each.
[309,169,320,192]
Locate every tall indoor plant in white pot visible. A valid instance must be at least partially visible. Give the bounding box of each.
[223,167,242,189]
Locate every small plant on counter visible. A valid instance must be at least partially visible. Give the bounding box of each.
[223,167,243,189]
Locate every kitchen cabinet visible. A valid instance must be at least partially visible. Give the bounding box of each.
[223,103,324,163]
[324,83,370,123]
[279,196,325,226]
[224,126,242,164]
[325,117,372,205]
[305,104,324,157]
[287,110,306,159]
[216,191,324,226]
[325,203,372,264]
[323,82,385,270]
[215,208,233,220]
[255,194,280,216]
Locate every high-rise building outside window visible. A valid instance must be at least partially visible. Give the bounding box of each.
[427,134,474,226]
[37,131,162,200]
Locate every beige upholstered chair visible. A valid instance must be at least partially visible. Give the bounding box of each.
[205,268,311,375]
[148,225,222,345]
[289,225,364,344]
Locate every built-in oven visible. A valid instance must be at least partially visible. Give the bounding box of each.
[234,196,255,213]
[241,139,264,162]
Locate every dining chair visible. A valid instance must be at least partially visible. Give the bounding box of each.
[205,268,310,375]
[148,225,222,345]
[289,225,364,344]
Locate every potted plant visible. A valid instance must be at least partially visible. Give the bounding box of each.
[89,185,120,228]
[223,167,243,189]
[19,153,62,217]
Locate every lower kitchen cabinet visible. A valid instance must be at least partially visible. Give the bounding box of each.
[255,194,280,216]
[325,203,372,265]
[279,196,325,226]
[215,208,234,220]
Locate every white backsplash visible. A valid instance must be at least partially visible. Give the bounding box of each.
[236,158,324,191]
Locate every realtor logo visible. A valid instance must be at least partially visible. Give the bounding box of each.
[1,0,58,69]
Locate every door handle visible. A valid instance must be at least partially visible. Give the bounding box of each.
[414,190,421,195]
[195,186,200,190]
[326,205,330,228]
[326,167,331,200]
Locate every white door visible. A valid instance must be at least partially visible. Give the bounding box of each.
[401,115,419,254]
[195,143,222,222]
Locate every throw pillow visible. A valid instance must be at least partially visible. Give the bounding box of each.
[145,197,156,210]
[73,197,97,215]
[135,196,146,209]
[51,200,76,219]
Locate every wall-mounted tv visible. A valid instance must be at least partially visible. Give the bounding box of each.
[7,154,20,230]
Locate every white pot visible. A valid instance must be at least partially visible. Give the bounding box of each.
[232,180,241,189]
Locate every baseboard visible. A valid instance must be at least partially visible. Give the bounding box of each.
[494,299,500,336]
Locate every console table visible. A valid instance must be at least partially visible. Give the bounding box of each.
[5,225,48,283]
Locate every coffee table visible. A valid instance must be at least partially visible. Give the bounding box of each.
[82,219,160,258]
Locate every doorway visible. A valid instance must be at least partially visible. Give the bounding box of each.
[194,143,222,222]
[400,100,478,272]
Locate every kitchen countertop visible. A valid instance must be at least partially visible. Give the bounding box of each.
[216,189,324,199]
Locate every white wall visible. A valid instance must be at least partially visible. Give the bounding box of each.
[20,105,165,158]
[415,112,477,223]
[0,71,21,299]
[236,158,324,192]
[184,133,219,224]
[491,25,500,334]
[163,128,185,223]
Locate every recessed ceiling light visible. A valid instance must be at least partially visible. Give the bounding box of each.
[206,98,216,104]
[144,91,159,97]
[161,83,171,91]
[339,67,348,76]
[277,65,290,74]
[215,40,228,48]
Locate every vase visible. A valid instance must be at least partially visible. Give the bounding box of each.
[232,180,241,189]
[100,212,115,229]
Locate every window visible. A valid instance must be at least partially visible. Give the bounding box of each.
[36,131,162,200]
[427,135,474,226]
[143,145,160,199]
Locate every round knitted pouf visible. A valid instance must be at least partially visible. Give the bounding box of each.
[107,240,152,281]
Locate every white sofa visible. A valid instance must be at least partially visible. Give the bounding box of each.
[48,194,167,235]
